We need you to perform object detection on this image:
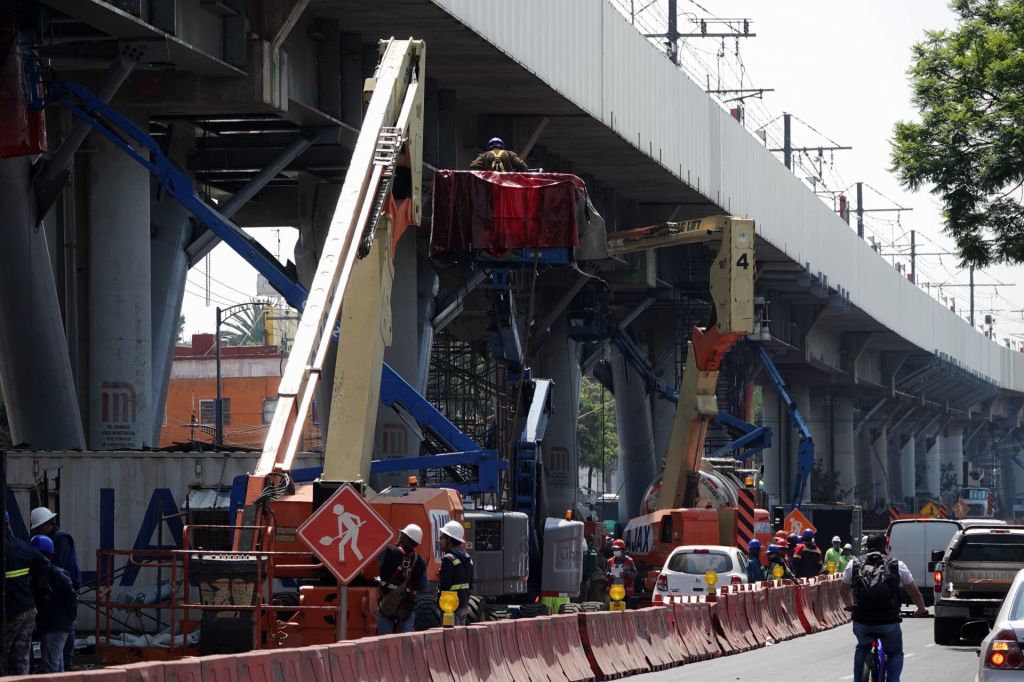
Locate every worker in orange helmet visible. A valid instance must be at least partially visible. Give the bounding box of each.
[606,539,638,599]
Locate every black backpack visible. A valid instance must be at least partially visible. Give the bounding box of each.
[853,552,899,612]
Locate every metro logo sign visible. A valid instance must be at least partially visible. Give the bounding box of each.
[297,484,396,584]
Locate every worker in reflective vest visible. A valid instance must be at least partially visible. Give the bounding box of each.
[2,512,50,676]
[438,521,474,625]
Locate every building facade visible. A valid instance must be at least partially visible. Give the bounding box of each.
[160,333,320,450]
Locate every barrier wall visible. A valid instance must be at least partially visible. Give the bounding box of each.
[42,577,850,681]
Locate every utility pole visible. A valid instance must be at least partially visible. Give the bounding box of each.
[667,0,679,64]
[783,113,792,170]
[970,266,975,327]
[910,230,916,284]
[856,182,864,238]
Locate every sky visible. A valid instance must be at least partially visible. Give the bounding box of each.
[614,0,1024,346]
[185,2,1024,347]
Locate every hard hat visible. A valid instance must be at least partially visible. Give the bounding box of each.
[29,507,57,531]
[843,543,853,550]
[486,136,506,150]
[767,543,781,555]
[801,529,815,540]
[400,524,423,545]
[612,539,626,550]
[787,534,799,544]
[440,520,465,544]
[748,539,762,551]
[31,534,54,554]
[831,535,841,543]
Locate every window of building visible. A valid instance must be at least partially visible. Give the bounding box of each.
[199,398,231,426]
[262,397,278,425]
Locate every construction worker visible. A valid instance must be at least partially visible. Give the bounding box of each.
[31,506,80,669]
[785,533,800,573]
[794,529,824,578]
[606,539,638,599]
[376,524,428,634]
[766,544,795,580]
[1,511,49,676]
[745,539,766,582]
[438,520,474,625]
[823,535,845,574]
[840,543,855,571]
[31,535,78,673]
[469,137,528,172]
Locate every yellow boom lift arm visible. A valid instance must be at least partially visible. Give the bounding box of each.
[607,216,755,510]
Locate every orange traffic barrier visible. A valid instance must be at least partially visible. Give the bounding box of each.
[200,654,239,682]
[708,595,742,655]
[491,619,545,681]
[324,640,387,682]
[120,661,168,682]
[421,629,456,682]
[577,610,650,680]
[443,627,479,682]
[739,587,770,646]
[750,586,785,643]
[723,589,757,651]
[624,610,664,672]
[550,613,597,682]
[764,585,799,641]
[272,645,331,682]
[632,607,686,670]
[668,603,700,661]
[373,631,433,682]
[794,581,821,633]
[465,624,515,682]
[696,599,724,658]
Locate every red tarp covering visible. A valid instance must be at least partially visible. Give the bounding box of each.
[0,15,46,159]
[430,170,583,258]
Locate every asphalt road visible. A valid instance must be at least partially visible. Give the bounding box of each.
[630,614,981,682]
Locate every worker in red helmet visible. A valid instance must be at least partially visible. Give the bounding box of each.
[606,539,638,599]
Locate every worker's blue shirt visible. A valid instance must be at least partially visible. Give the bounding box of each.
[4,529,50,617]
[51,527,80,588]
[746,556,765,583]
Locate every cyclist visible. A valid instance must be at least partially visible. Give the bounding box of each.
[840,532,928,682]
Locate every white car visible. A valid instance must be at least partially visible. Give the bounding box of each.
[976,568,1024,680]
[652,545,747,600]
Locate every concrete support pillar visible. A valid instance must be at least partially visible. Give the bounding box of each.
[148,124,193,445]
[832,395,855,503]
[648,331,677,467]
[760,383,783,507]
[886,434,903,503]
[922,437,941,499]
[536,320,582,518]
[900,434,916,503]
[1011,448,1024,521]
[867,424,889,507]
[939,430,964,504]
[0,157,86,449]
[372,230,419,490]
[610,344,656,521]
[88,109,153,448]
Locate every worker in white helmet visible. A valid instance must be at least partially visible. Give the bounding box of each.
[30,506,79,670]
[376,524,428,634]
[438,520,474,625]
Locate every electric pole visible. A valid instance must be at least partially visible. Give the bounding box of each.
[910,230,916,284]
[642,2,754,66]
[667,0,679,64]
[783,113,792,170]
[856,182,864,238]
[970,266,975,327]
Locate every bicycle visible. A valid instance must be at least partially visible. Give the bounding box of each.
[854,608,931,681]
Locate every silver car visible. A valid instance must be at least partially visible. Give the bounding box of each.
[976,568,1024,680]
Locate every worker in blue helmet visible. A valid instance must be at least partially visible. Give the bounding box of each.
[746,539,766,583]
[794,529,823,578]
[30,535,78,673]
[785,533,800,572]
[766,543,796,580]
[470,137,528,172]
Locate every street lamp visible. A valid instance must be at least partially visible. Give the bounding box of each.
[215,302,269,448]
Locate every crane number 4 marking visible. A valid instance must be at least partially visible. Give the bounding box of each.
[736,253,750,269]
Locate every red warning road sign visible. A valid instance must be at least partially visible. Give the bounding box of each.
[783,509,816,538]
[296,484,396,584]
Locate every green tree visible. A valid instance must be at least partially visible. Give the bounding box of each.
[177,314,186,343]
[892,0,1024,266]
[220,300,271,346]
[810,458,852,503]
[577,377,618,491]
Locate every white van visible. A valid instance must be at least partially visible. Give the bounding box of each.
[886,518,1007,605]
